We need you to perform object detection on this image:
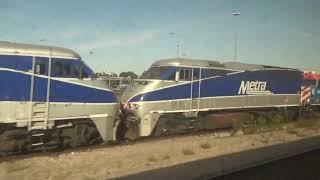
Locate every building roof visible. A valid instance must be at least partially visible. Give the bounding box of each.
[0,41,81,59]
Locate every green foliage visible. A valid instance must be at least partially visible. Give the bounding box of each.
[119,71,138,79]
[271,113,285,124]
[95,72,118,77]
[256,116,267,125]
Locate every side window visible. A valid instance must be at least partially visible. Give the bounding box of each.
[54,62,63,77]
[179,68,191,81]
[82,69,89,78]
[72,63,81,78]
[63,62,71,76]
[34,57,48,75]
[34,62,48,75]
[167,72,176,81]
[81,64,93,78]
[35,63,46,75]
[53,60,74,77]
[193,69,200,80]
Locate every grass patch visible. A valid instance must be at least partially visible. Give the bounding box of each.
[242,125,257,135]
[147,156,158,162]
[256,116,268,125]
[182,149,195,156]
[295,118,318,128]
[260,138,269,144]
[162,154,170,160]
[272,113,285,123]
[199,142,211,149]
[287,129,299,135]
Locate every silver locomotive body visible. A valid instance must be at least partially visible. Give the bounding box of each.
[121,58,302,138]
[0,41,118,152]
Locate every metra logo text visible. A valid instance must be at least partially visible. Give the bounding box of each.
[238,81,273,95]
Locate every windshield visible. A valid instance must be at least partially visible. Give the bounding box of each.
[140,66,176,80]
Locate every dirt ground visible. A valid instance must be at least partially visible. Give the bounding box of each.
[1,122,320,180]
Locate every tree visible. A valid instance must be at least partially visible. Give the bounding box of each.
[119,71,138,79]
[95,72,118,78]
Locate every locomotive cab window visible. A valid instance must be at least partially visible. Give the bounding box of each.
[140,66,175,80]
[34,62,48,75]
[72,64,81,78]
[179,68,191,81]
[63,63,71,76]
[52,59,87,78]
[193,68,200,80]
[34,58,48,75]
[54,62,63,77]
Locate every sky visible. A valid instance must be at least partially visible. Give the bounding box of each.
[0,0,319,74]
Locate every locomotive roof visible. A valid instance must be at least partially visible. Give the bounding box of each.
[153,58,295,71]
[152,58,224,68]
[0,41,81,59]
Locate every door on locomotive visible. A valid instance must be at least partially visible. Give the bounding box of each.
[176,67,201,114]
[29,56,51,130]
[189,68,201,116]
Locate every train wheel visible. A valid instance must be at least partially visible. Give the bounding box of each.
[65,122,101,148]
[0,129,27,153]
[115,120,128,141]
[123,122,139,140]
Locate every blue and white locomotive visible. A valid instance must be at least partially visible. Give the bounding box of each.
[121,58,302,139]
[302,72,320,110]
[0,41,118,153]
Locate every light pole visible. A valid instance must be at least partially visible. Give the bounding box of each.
[232,11,240,62]
[176,42,183,58]
[170,32,183,58]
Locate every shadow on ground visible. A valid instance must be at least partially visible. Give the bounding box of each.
[114,136,320,180]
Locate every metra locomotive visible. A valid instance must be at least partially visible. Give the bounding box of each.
[302,72,320,110]
[0,41,118,153]
[121,58,302,139]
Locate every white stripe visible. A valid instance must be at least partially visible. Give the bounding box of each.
[0,101,118,105]
[150,104,300,114]
[1,114,110,123]
[131,94,299,104]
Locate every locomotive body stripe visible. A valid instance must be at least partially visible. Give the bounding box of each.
[127,69,302,103]
[0,69,117,103]
[301,86,312,105]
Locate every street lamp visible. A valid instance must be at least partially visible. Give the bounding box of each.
[170,32,184,58]
[176,42,183,58]
[233,11,240,62]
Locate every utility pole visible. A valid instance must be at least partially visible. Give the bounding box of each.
[170,32,183,58]
[233,11,240,62]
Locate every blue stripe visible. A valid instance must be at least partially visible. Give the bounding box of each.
[50,80,117,103]
[129,70,302,102]
[0,70,31,101]
[0,70,117,103]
